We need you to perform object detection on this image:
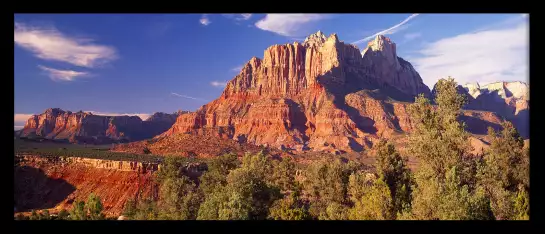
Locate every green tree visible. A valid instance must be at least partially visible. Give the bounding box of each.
[406,77,492,220]
[513,184,529,220]
[199,153,240,196]
[85,193,105,220]
[131,199,159,220]
[157,174,203,220]
[270,157,298,194]
[197,152,280,220]
[122,199,137,218]
[477,122,529,220]
[374,139,413,216]
[57,209,69,220]
[304,159,352,220]
[196,187,229,220]
[348,178,394,220]
[154,156,204,220]
[268,191,309,220]
[70,200,87,220]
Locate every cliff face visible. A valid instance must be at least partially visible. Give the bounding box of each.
[457,81,529,138]
[19,109,181,144]
[14,155,205,216]
[157,32,502,153]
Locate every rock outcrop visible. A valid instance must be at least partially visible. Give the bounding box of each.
[19,108,182,144]
[362,35,431,98]
[155,32,503,153]
[457,81,529,138]
[14,154,206,216]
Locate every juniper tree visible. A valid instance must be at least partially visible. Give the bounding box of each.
[374,139,413,216]
[477,121,529,220]
[406,77,492,220]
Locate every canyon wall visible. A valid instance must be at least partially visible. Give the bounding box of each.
[19,109,183,144]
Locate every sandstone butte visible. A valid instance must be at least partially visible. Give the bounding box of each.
[151,31,518,154]
[18,109,186,144]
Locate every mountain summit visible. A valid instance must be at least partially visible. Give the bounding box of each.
[152,32,501,153]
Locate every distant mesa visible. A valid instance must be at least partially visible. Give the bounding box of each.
[18,108,185,144]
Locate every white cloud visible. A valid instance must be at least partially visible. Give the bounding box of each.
[200,14,211,26]
[171,92,208,101]
[411,18,529,88]
[210,81,227,87]
[85,111,152,121]
[353,14,419,44]
[38,65,90,81]
[223,14,253,21]
[14,22,117,68]
[404,32,422,41]
[255,14,330,37]
[231,65,243,72]
[14,114,34,128]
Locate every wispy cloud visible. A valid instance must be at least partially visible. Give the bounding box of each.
[200,14,211,26]
[171,92,208,101]
[255,14,330,37]
[223,14,253,21]
[231,65,243,72]
[210,81,227,87]
[14,113,34,129]
[14,22,117,68]
[38,65,90,81]
[411,16,529,88]
[353,14,419,44]
[85,111,152,121]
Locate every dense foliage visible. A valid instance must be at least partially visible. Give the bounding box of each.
[17,78,529,220]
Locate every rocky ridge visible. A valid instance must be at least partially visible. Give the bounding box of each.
[458,81,529,138]
[151,32,505,154]
[19,108,182,144]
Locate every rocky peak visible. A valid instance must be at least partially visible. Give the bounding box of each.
[44,108,65,116]
[303,30,327,47]
[461,81,529,100]
[362,35,399,69]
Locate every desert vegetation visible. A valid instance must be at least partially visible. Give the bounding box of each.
[117,78,528,221]
[15,193,107,220]
[16,78,529,221]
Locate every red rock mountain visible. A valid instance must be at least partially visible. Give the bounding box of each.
[156,32,505,153]
[19,108,182,144]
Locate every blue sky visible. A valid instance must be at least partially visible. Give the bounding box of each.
[14,13,529,129]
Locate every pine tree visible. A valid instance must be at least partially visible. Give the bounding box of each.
[477,121,529,220]
[374,139,413,216]
[348,178,394,220]
[304,159,352,220]
[70,200,87,220]
[406,77,492,220]
[86,193,105,220]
